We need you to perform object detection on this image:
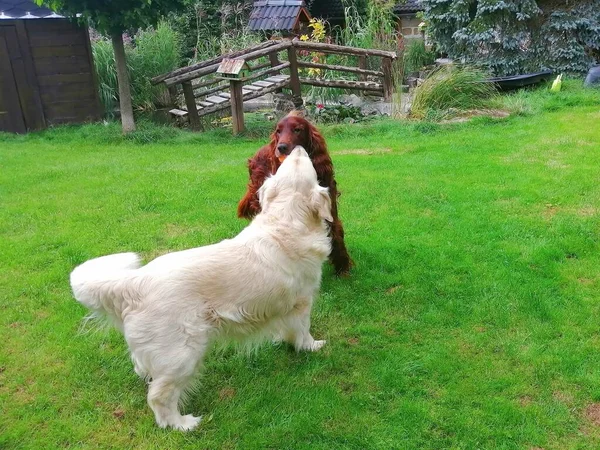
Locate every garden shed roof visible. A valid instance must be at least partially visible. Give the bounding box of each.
[394,0,423,14]
[249,0,310,32]
[0,0,63,18]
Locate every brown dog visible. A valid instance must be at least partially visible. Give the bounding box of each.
[238,114,352,275]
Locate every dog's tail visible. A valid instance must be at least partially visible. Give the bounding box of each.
[70,252,142,330]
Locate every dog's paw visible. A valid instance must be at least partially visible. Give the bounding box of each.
[172,414,202,432]
[309,339,326,352]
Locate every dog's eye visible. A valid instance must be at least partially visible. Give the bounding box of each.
[293,128,302,134]
[276,130,281,135]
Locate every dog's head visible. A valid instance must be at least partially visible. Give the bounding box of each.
[271,114,315,162]
[258,146,332,223]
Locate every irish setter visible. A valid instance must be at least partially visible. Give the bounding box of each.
[238,114,352,275]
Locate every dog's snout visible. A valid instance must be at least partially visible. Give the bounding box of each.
[277,143,289,154]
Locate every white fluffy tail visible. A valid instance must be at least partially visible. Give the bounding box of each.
[70,252,142,330]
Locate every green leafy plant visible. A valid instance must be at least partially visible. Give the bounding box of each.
[410,65,497,119]
[306,102,369,123]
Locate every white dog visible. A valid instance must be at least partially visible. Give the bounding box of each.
[70,146,332,431]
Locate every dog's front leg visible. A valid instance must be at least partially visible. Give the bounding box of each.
[280,297,326,352]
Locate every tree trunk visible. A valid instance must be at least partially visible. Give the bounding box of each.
[111,32,135,133]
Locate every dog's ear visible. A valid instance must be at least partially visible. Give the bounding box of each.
[312,186,333,222]
[258,176,278,210]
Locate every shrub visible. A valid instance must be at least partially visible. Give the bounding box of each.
[423,0,600,76]
[410,65,497,119]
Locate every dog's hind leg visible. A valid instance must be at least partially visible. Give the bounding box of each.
[130,333,208,431]
[147,374,202,431]
[279,297,326,352]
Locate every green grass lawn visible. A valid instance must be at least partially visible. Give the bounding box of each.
[1,86,600,449]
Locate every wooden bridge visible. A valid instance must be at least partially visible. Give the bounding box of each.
[151,39,397,134]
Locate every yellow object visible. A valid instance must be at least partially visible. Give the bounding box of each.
[550,74,562,92]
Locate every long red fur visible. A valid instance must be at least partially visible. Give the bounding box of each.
[238,115,352,275]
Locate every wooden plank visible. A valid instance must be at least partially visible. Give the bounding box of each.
[253,80,274,87]
[182,81,201,131]
[33,55,92,76]
[41,88,96,104]
[0,34,26,133]
[30,45,88,58]
[382,57,394,101]
[28,30,85,48]
[299,77,383,92]
[297,60,383,77]
[230,81,244,135]
[169,108,188,117]
[197,101,213,107]
[1,24,46,131]
[206,95,229,104]
[25,19,80,33]
[269,75,290,81]
[194,83,229,99]
[43,101,102,123]
[152,40,278,84]
[37,73,94,86]
[293,40,397,59]
[244,84,263,91]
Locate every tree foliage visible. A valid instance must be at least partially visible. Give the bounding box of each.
[423,0,600,76]
[42,0,188,34]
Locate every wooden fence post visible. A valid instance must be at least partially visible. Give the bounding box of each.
[382,57,394,102]
[230,79,245,135]
[182,81,201,130]
[358,55,367,82]
[287,45,303,108]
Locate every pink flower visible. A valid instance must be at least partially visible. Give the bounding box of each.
[316,104,324,109]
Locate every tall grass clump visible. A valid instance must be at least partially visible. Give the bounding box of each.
[404,39,435,75]
[92,38,120,115]
[131,22,182,109]
[92,21,182,114]
[410,65,497,119]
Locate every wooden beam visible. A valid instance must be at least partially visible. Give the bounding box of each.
[182,81,201,130]
[293,40,397,59]
[239,62,290,82]
[299,77,384,92]
[297,60,383,77]
[151,40,278,85]
[194,83,229,99]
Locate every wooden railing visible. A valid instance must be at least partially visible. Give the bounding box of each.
[152,39,397,133]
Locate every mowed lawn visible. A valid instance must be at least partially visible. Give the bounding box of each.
[1,91,600,449]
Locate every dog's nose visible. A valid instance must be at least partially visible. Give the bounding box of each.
[277,143,289,154]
